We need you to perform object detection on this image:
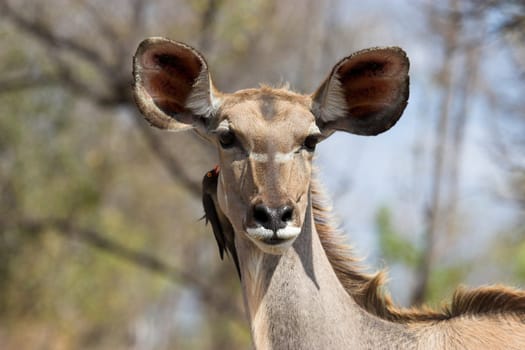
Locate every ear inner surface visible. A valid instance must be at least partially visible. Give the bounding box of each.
[133,38,217,131]
[140,44,202,115]
[313,47,409,136]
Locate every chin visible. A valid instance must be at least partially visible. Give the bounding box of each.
[245,226,301,255]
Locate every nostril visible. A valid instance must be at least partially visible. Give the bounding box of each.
[253,204,270,224]
[280,206,293,223]
[252,204,293,232]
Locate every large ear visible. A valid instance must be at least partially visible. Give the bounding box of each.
[132,37,220,131]
[312,47,409,136]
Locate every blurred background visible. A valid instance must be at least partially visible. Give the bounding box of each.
[0,0,524,349]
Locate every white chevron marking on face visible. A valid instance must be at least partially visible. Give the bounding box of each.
[249,122,319,163]
[250,151,295,163]
[250,153,269,162]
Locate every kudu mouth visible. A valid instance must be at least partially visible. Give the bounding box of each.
[244,201,302,253]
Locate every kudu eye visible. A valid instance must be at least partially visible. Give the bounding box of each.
[303,135,318,152]
[219,130,236,148]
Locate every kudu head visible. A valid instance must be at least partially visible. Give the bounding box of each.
[133,37,409,255]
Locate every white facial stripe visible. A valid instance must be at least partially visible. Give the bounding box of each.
[250,153,269,162]
[246,226,301,240]
[250,151,295,163]
[274,152,294,163]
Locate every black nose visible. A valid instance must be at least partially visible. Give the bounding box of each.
[252,204,294,232]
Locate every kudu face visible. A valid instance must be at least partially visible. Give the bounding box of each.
[133,37,409,255]
[213,93,318,254]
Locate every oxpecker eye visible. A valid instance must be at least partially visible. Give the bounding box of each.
[219,130,236,148]
[303,135,318,152]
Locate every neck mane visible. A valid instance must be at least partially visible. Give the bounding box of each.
[309,176,525,322]
[208,170,525,323]
[209,172,525,348]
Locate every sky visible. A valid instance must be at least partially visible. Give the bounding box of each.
[312,0,522,304]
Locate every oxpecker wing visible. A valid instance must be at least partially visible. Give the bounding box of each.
[202,167,241,277]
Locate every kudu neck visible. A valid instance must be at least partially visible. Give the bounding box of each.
[234,196,413,349]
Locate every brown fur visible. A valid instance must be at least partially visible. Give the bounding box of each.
[221,85,311,109]
[311,177,525,323]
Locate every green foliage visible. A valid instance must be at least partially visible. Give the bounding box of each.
[425,265,469,305]
[0,59,179,349]
[376,206,421,267]
[515,240,525,281]
[0,10,249,346]
[0,85,164,342]
[2,0,523,348]
[376,206,471,305]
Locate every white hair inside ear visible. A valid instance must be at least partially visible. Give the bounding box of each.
[311,47,409,136]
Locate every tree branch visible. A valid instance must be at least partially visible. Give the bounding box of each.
[0,74,59,94]
[84,2,122,49]
[15,217,245,321]
[132,114,202,197]
[2,1,203,196]
[198,0,222,52]
[130,0,147,38]
[1,1,112,76]
[411,0,461,305]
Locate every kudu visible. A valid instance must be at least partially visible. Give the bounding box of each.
[133,37,525,349]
